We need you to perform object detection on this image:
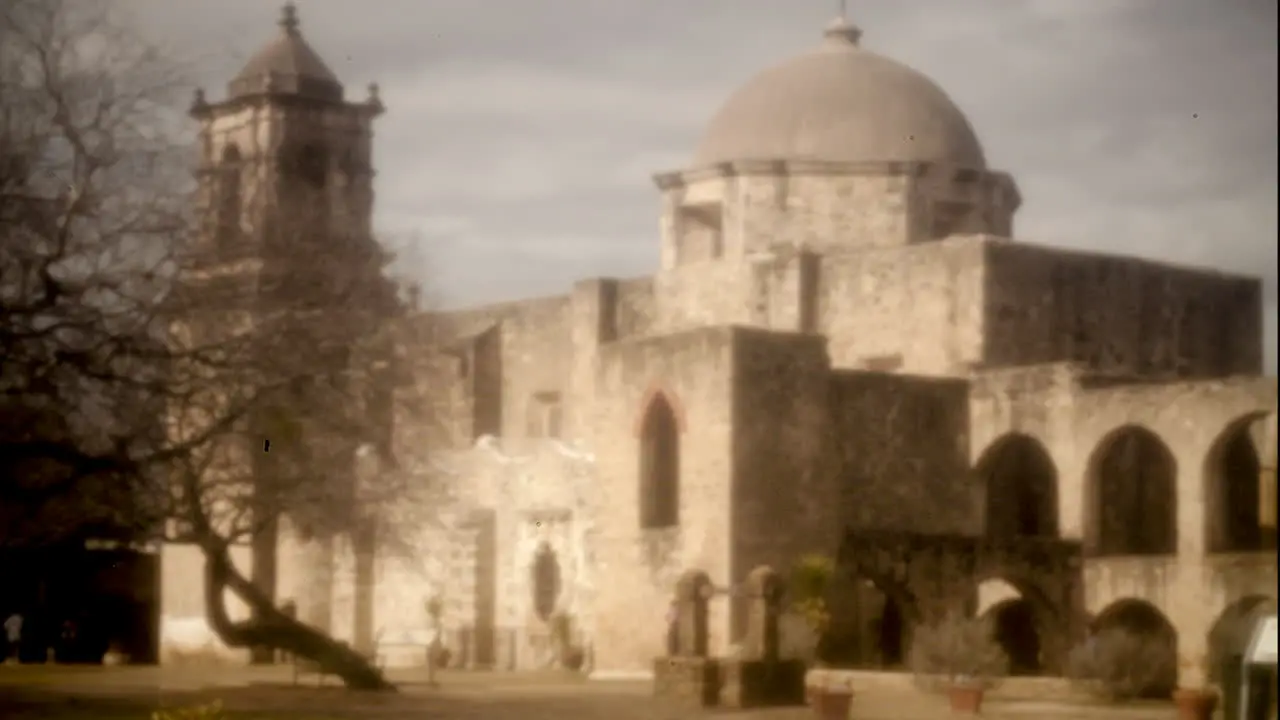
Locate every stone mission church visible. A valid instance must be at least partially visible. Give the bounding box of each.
[161,4,1277,687]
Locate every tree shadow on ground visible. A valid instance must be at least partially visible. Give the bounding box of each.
[0,684,706,720]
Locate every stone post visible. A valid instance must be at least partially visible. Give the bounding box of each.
[742,566,783,663]
[654,570,720,708]
[719,566,807,709]
[675,570,712,657]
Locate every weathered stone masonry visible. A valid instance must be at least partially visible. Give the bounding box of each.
[159,6,1276,688]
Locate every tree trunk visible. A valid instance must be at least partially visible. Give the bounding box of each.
[200,541,395,691]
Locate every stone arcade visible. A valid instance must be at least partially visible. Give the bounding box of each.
[160,5,1277,688]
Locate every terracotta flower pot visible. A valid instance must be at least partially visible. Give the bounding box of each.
[1172,688,1219,720]
[808,686,854,720]
[948,685,985,714]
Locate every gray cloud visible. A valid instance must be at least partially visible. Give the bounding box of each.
[115,0,1278,370]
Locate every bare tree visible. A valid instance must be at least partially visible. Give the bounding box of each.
[1,0,434,690]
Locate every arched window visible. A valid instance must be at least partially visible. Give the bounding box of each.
[976,433,1060,541]
[1085,426,1178,557]
[1205,414,1276,553]
[215,145,242,249]
[639,393,680,529]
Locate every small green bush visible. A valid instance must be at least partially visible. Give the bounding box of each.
[1065,628,1176,701]
[789,554,835,636]
[908,613,1009,692]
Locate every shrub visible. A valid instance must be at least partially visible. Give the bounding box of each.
[151,700,226,720]
[789,554,835,636]
[1065,628,1176,701]
[909,613,1009,692]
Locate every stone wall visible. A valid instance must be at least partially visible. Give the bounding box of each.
[970,363,1276,686]
[826,371,974,536]
[815,236,988,375]
[158,542,254,664]
[404,295,573,445]
[728,329,837,640]
[654,162,1021,268]
[971,367,1275,545]
[982,241,1263,377]
[653,261,756,330]
[590,326,736,674]
[363,437,597,669]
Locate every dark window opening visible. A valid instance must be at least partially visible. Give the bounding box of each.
[1087,427,1177,557]
[215,145,242,251]
[639,394,679,529]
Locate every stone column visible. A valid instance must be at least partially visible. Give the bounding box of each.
[675,570,712,657]
[741,566,782,663]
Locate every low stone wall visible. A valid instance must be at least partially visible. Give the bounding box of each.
[720,658,807,708]
[805,668,1089,701]
[652,656,720,708]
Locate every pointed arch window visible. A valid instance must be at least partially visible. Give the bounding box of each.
[639,393,680,529]
[215,145,242,250]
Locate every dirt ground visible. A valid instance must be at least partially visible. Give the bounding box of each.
[0,665,1189,719]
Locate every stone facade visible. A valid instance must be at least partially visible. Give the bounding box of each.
[159,7,1276,691]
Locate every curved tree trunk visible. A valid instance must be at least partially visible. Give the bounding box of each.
[201,541,395,691]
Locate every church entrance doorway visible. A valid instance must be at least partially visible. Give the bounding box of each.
[530,543,561,622]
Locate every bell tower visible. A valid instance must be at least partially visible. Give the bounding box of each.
[187,1,385,304]
[181,2,390,660]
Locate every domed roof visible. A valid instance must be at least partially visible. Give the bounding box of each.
[692,19,986,169]
[227,3,343,103]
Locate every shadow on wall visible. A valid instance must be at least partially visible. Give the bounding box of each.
[819,572,915,671]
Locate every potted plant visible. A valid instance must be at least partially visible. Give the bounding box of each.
[1172,653,1218,717]
[1172,687,1219,720]
[789,554,852,720]
[908,612,1009,715]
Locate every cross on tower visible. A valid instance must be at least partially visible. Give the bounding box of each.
[280,2,299,34]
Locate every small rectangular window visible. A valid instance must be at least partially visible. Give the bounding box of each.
[527,391,563,439]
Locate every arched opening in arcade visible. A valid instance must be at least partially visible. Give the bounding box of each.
[974,578,1050,676]
[1090,598,1179,699]
[821,571,916,670]
[1209,595,1279,719]
[1208,595,1276,680]
[1085,425,1178,557]
[1205,413,1277,554]
[975,434,1060,541]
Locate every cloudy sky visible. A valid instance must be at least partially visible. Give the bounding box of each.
[114,0,1277,371]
